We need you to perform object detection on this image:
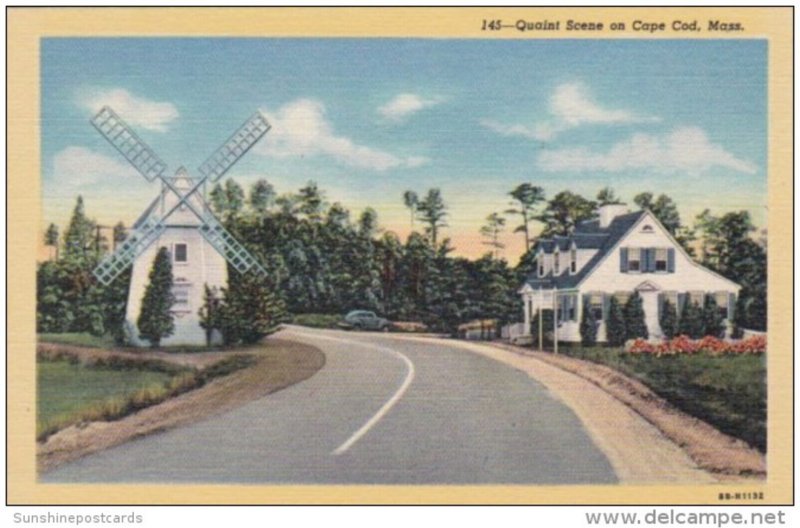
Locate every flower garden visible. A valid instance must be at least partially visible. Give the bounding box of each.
[626,335,766,356]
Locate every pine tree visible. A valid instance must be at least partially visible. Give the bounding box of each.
[137,247,175,347]
[580,298,597,346]
[678,299,704,339]
[198,284,222,346]
[606,296,627,347]
[659,298,678,339]
[624,292,649,340]
[702,295,725,338]
[218,272,288,345]
[44,223,59,260]
[63,196,95,260]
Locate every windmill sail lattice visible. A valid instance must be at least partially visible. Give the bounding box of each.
[90,106,271,285]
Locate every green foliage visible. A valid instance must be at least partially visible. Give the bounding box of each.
[63,196,97,260]
[291,313,343,329]
[702,295,725,338]
[198,284,223,346]
[579,299,597,346]
[606,296,627,346]
[402,190,418,227]
[596,187,622,206]
[557,346,766,452]
[506,183,546,251]
[137,247,175,347]
[479,212,506,258]
[538,191,597,237]
[679,300,705,339]
[659,299,678,339]
[217,272,289,345]
[624,291,648,340]
[249,178,276,215]
[634,192,681,235]
[415,188,448,245]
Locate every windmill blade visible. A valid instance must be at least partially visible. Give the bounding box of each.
[91,106,168,182]
[197,112,270,183]
[92,218,166,285]
[198,215,267,276]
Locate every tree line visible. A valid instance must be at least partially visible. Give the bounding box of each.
[37,179,767,345]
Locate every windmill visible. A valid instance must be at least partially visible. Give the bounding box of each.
[90,106,270,346]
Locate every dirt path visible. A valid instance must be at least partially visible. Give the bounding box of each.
[37,338,325,474]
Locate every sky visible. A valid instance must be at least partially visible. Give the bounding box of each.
[41,38,767,261]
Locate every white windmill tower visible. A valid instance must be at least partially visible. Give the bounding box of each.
[90,106,271,346]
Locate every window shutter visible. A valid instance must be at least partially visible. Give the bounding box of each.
[657,292,664,320]
[667,248,676,272]
[571,295,578,321]
[620,248,629,272]
[728,292,736,321]
[602,293,610,320]
[646,248,655,272]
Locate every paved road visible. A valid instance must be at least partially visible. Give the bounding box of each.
[44,326,616,484]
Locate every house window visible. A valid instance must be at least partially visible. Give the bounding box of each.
[553,250,560,275]
[641,225,654,233]
[627,248,641,272]
[538,256,545,277]
[173,243,188,263]
[570,248,577,273]
[655,248,668,272]
[172,280,191,310]
[662,291,679,307]
[589,292,604,321]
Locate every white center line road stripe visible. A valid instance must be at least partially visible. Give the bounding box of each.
[289,330,415,456]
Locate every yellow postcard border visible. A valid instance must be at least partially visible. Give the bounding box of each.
[6,6,793,505]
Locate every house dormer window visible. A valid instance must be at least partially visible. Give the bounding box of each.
[570,247,577,273]
[553,249,560,275]
[627,247,641,272]
[537,253,545,277]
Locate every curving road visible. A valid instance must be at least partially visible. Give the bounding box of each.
[43,326,616,484]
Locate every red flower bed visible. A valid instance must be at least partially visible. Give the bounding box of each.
[626,335,766,356]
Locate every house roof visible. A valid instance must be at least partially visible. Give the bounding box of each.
[526,210,646,290]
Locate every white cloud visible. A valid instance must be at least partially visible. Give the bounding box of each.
[482,81,658,141]
[51,146,140,189]
[378,93,440,121]
[78,88,179,132]
[537,127,757,175]
[258,99,427,171]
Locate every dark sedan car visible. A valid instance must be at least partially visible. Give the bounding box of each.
[339,310,391,331]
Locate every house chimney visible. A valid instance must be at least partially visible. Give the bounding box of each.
[598,204,628,228]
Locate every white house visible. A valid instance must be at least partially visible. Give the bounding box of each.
[518,204,741,343]
[125,170,227,346]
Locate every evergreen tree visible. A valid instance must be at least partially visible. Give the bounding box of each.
[659,298,678,340]
[624,292,648,340]
[678,299,705,339]
[634,192,681,235]
[218,272,288,345]
[416,188,448,245]
[112,221,127,250]
[137,247,175,347]
[402,190,418,227]
[249,178,276,215]
[358,207,379,238]
[479,212,506,258]
[702,295,725,338]
[198,284,223,346]
[538,191,597,237]
[596,187,623,206]
[44,223,59,260]
[606,296,627,347]
[63,196,96,260]
[506,183,546,251]
[580,298,597,346]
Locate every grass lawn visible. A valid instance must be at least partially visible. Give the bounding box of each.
[558,346,766,452]
[37,360,173,436]
[38,332,117,348]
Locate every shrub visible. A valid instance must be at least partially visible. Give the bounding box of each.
[137,247,175,347]
[579,298,597,346]
[626,335,766,356]
[606,297,626,347]
[703,296,725,338]
[679,300,705,339]
[624,292,648,341]
[660,298,678,339]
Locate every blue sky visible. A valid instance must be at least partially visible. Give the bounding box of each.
[41,38,766,260]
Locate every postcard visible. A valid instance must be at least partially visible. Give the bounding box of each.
[6,6,793,505]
